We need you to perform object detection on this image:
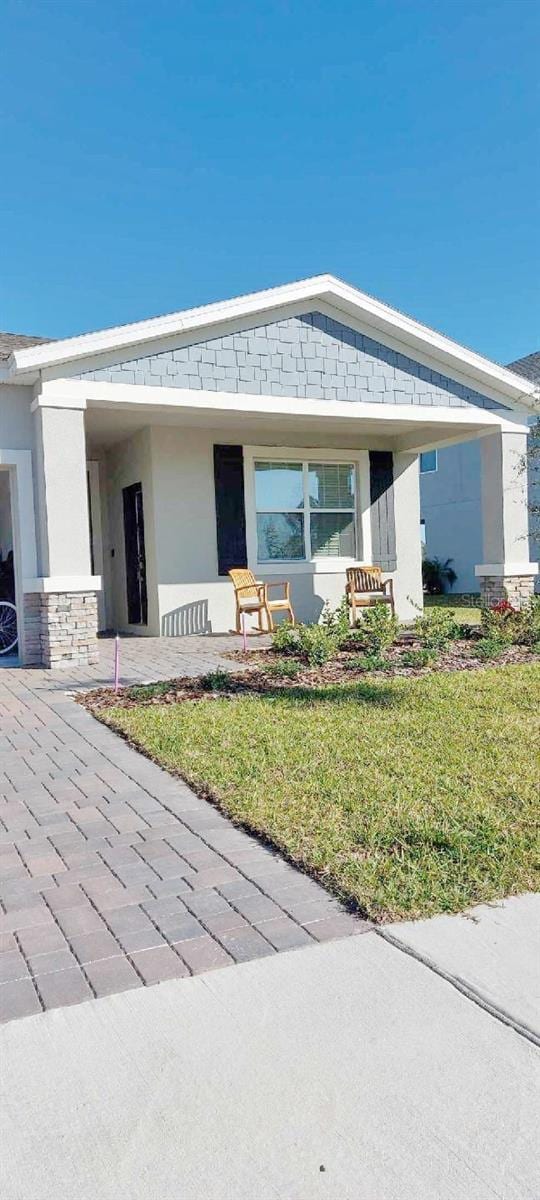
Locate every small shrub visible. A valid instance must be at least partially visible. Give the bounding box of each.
[481,597,540,647]
[481,600,519,645]
[321,595,351,646]
[414,607,460,651]
[126,681,173,701]
[265,658,302,679]
[401,648,436,669]
[457,622,477,641]
[271,621,301,655]
[472,638,506,661]
[357,604,399,654]
[273,618,341,666]
[519,596,540,647]
[200,669,231,691]
[344,652,390,673]
[297,623,339,666]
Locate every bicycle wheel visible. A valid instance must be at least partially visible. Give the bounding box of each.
[0,601,18,655]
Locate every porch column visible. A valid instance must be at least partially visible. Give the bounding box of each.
[392,451,423,621]
[24,399,100,668]
[475,429,538,607]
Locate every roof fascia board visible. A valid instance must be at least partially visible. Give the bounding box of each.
[35,293,533,413]
[38,297,316,383]
[8,273,538,411]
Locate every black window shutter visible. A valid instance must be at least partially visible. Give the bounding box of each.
[369,451,396,572]
[213,445,248,576]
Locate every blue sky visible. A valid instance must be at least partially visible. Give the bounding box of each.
[1,0,538,362]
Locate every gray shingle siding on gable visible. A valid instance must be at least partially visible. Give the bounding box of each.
[76,311,504,410]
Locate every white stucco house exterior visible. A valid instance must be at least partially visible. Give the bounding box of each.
[0,275,538,667]
[420,352,540,593]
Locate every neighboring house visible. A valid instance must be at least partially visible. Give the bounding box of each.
[420,352,540,592]
[0,275,537,667]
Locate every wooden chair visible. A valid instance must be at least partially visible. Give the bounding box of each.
[228,568,295,634]
[345,566,395,624]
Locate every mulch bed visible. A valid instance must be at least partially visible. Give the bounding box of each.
[80,636,539,712]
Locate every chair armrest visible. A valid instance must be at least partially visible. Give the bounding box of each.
[235,583,266,598]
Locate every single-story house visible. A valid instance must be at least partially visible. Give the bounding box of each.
[0,275,538,668]
[420,351,540,592]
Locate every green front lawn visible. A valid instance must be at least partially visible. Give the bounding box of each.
[103,663,539,922]
[424,593,481,624]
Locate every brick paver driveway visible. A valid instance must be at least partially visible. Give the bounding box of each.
[0,636,367,1022]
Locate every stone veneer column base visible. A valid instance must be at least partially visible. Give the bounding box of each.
[479,574,536,610]
[22,592,99,668]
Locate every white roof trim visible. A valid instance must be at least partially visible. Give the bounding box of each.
[6,274,538,410]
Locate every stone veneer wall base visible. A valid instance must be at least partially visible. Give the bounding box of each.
[479,574,536,610]
[22,592,99,668]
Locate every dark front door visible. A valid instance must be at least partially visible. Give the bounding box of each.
[123,482,148,625]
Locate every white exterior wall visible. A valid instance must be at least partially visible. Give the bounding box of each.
[0,384,34,450]
[147,425,421,633]
[0,384,38,659]
[0,470,12,558]
[103,428,160,635]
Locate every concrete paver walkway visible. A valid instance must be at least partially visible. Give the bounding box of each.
[0,636,367,1023]
[1,930,538,1200]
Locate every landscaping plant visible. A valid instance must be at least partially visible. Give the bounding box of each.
[481,596,540,647]
[344,652,391,673]
[200,669,231,691]
[297,623,339,666]
[271,617,341,666]
[321,595,351,646]
[473,638,506,661]
[414,606,460,651]
[422,556,457,595]
[265,658,302,679]
[357,603,399,655]
[400,648,436,669]
[271,621,300,655]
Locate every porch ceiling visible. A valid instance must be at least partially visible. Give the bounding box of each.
[84,398,493,457]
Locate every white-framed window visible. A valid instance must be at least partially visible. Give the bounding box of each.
[248,450,367,568]
[255,459,357,562]
[420,450,437,474]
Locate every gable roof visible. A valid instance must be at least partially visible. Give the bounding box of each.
[506,352,540,386]
[0,331,54,362]
[3,275,538,411]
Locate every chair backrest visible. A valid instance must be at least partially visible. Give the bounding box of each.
[229,568,259,598]
[346,566,383,593]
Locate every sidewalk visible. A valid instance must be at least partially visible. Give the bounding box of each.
[1,918,538,1200]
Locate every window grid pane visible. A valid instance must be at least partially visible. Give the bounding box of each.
[256,513,305,561]
[310,512,355,558]
[255,461,304,511]
[308,463,355,510]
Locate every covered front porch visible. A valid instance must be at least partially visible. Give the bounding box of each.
[80,381,516,641]
[13,373,529,666]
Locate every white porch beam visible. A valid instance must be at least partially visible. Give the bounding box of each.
[37,376,528,437]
